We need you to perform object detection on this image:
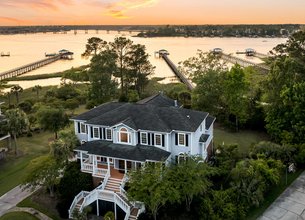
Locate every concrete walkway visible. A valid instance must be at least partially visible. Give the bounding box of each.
[258,171,305,220]
[0,185,35,217]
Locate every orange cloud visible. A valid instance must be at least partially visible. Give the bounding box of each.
[0,0,74,11]
[0,16,25,24]
[106,10,130,19]
[105,0,158,19]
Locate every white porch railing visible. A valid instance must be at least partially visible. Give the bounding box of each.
[98,169,110,190]
[93,167,108,177]
[133,201,146,217]
[81,162,93,172]
[68,191,90,218]
[120,173,129,197]
[115,193,130,220]
[69,170,145,220]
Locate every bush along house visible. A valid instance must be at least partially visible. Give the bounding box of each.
[69,93,216,219]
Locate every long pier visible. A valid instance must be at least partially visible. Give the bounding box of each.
[253,52,268,59]
[220,53,270,72]
[160,54,194,90]
[0,52,73,81]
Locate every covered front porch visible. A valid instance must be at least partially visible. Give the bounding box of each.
[77,151,144,179]
[76,140,171,178]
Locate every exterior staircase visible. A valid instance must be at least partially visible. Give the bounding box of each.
[129,207,139,220]
[105,177,122,192]
[69,173,145,220]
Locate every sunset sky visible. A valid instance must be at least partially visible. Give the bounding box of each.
[0,0,304,26]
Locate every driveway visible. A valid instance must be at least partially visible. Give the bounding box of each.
[258,171,305,220]
[0,185,34,217]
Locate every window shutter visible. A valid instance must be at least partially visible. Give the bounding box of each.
[162,135,165,147]
[77,122,80,133]
[186,134,189,147]
[175,133,178,145]
[138,132,140,144]
[86,125,88,134]
[90,126,93,138]
[99,128,102,139]
[103,128,106,140]
[148,133,151,145]
[151,134,154,145]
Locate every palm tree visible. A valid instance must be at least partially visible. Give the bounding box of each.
[5,108,28,155]
[6,92,12,106]
[32,85,42,99]
[10,85,23,104]
[0,80,8,96]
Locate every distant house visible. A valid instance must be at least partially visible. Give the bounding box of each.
[69,94,216,219]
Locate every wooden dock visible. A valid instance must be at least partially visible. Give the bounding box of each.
[161,54,194,90]
[253,52,268,59]
[221,53,270,72]
[0,51,73,81]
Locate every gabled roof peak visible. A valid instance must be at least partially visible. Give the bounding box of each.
[137,93,181,107]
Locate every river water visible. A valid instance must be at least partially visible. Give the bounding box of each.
[0,30,286,89]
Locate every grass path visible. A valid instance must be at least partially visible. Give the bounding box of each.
[214,124,269,154]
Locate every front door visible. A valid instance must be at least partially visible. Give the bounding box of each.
[127,161,132,170]
[118,160,125,173]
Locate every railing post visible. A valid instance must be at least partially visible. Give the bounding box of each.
[114,200,117,220]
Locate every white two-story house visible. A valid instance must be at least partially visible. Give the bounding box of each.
[69,94,215,220]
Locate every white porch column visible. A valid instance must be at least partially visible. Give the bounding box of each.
[166,133,170,152]
[96,200,99,216]
[114,201,117,220]
[107,157,110,173]
[92,155,96,175]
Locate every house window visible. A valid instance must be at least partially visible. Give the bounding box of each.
[106,128,112,140]
[177,153,188,164]
[80,123,86,134]
[200,124,203,132]
[141,132,148,145]
[119,128,130,143]
[93,127,99,139]
[155,134,162,146]
[178,133,186,146]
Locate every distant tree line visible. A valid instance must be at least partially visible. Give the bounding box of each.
[138,24,301,38]
[0,25,156,35]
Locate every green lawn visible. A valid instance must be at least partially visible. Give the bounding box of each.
[0,131,52,196]
[214,125,269,155]
[17,191,61,220]
[0,212,39,220]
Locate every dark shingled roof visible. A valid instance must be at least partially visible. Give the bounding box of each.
[72,94,213,133]
[77,140,171,162]
[72,102,125,121]
[206,115,216,130]
[86,103,208,132]
[199,134,210,142]
[137,93,180,107]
